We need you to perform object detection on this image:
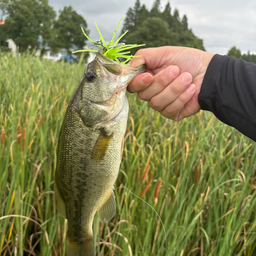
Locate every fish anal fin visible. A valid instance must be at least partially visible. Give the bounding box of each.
[98,189,116,222]
[91,131,113,161]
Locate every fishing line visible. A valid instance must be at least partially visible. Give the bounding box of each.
[123,185,167,241]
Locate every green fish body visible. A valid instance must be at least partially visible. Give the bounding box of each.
[54,51,145,256]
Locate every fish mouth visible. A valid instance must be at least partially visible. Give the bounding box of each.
[96,51,146,81]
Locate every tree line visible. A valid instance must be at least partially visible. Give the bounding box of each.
[120,0,205,52]
[0,0,88,54]
[1,0,255,64]
[227,46,256,64]
[0,0,206,55]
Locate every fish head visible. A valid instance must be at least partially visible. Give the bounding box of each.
[75,51,146,128]
[82,51,146,103]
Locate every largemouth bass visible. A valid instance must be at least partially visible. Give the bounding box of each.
[54,51,145,256]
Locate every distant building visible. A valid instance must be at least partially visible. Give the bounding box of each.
[5,39,17,52]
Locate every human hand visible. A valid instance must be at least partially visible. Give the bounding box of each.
[128,46,214,121]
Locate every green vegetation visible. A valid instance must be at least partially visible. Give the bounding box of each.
[49,6,88,55]
[2,0,55,52]
[227,46,256,64]
[1,53,256,255]
[1,0,206,55]
[120,0,205,52]
[227,46,242,59]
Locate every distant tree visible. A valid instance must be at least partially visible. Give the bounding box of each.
[242,51,256,64]
[133,0,141,25]
[151,0,161,11]
[121,1,205,51]
[125,17,169,52]
[0,0,8,20]
[121,8,135,36]
[0,0,8,44]
[173,8,180,22]
[4,0,55,52]
[49,6,88,54]
[136,4,149,28]
[227,46,242,58]
[150,0,161,17]
[162,2,173,27]
[181,15,188,31]
[0,26,8,49]
[121,0,142,39]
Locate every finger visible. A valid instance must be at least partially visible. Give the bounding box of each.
[178,96,201,121]
[148,72,192,111]
[127,72,153,93]
[138,65,180,101]
[160,84,196,120]
[129,53,146,68]
[129,47,173,70]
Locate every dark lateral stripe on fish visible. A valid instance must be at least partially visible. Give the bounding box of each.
[91,132,113,161]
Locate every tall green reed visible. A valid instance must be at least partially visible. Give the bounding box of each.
[0,53,256,256]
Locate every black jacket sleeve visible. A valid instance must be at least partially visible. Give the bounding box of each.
[198,54,256,141]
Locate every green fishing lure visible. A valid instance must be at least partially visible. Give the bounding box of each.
[72,19,144,64]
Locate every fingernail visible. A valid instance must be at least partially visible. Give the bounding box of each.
[182,72,192,83]
[169,66,179,77]
[186,84,196,93]
[141,74,152,85]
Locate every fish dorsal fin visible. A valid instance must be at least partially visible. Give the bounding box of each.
[98,189,116,222]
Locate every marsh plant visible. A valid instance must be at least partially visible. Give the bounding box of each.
[0,51,256,256]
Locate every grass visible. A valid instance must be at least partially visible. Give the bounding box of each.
[0,52,256,256]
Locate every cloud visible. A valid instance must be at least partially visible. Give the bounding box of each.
[48,0,256,54]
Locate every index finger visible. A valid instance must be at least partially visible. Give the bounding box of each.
[129,47,170,70]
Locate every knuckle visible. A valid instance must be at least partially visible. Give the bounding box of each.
[164,104,180,117]
[138,91,149,101]
[170,85,180,95]
[149,97,161,109]
[178,93,190,105]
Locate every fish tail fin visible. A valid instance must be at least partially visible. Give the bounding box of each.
[66,235,94,256]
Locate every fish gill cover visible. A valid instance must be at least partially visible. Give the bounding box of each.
[72,19,145,64]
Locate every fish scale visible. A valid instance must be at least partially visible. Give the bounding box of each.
[55,51,145,256]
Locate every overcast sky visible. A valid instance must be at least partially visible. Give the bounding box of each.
[48,0,256,55]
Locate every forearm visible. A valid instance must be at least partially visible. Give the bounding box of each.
[198,54,256,141]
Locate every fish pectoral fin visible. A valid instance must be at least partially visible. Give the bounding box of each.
[91,129,113,161]
[98,190,116,222]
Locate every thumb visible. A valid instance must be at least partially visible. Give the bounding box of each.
[128,55,146,68]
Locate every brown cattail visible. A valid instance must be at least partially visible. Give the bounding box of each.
[194,169,200,184]
[139,184,151,198]
[40,115,46,126]
[154,179,162,200]
[17,124,22,144]
[22,128,26,152]
[141,164,150,183]
[148,171,153,184]
[136,170,140,182]
[1,127,5,145]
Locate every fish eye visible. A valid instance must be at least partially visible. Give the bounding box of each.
[85,71,97,82]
